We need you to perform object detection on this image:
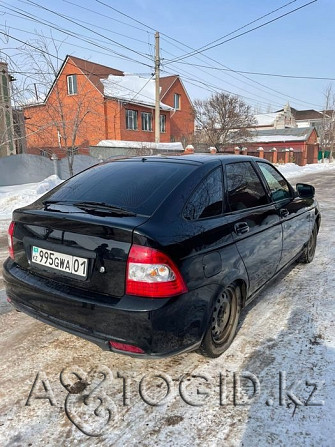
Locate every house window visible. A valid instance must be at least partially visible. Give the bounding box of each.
[174,93,181,110]
[141,112,152,131]
[67,75,77,95]
[160,115,166,133]
[126,109,138,130]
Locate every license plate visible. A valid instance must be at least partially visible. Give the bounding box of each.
[31,246,88,278]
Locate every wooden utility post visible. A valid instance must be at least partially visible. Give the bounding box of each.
[155,31,160,144]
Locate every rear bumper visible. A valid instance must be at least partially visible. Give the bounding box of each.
[3,258,218,358]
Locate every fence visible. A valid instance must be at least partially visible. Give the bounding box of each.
[0,154,98,186]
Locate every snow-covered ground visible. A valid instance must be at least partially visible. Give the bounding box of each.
[0,175,62,232]
[0,165,335,446]
[275,160,335,179]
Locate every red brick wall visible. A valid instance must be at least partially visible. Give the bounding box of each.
[24,58,194,156]
[119,103,170,143]
[161,78,194,145]
[243,130,319,166]
[24,58,106,156]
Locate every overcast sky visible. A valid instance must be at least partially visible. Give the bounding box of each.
[1,0,333,112]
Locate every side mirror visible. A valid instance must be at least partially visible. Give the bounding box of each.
[296,183,315,199]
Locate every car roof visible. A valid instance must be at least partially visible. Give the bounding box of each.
[167,154,268,164]
[105,154,270,166]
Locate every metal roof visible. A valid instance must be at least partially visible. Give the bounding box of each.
[248,127,315,143]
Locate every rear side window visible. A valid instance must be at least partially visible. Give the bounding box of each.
[257,162,291,202]
[183,167,223,220]
[226,162,268,211]
[44,160,195,216]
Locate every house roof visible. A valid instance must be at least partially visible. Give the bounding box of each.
[275,107,323,121]
[159,75,179,98]
[321,109,334,117]
[68,55,124,94]
[248,127,316,143]
[294,110,323,120]
[24,55,125,106]
[23,56,188,110]
[102,75,173,110]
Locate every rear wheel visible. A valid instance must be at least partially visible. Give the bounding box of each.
[199,283,241,358]
[298,224,317,264]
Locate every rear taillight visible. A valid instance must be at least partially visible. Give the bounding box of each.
[126,244,188,298]
[8,221,15,259]
[109,341,144,354]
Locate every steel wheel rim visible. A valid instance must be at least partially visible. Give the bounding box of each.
[211,289,235,345]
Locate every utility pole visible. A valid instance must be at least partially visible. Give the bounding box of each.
[155,31,160,144]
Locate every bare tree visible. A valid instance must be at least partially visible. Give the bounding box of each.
[8,34,103,176]
[319,85,335,163]
[193,92,255,150]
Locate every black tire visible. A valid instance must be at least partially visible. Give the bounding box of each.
[298,224,317,264]
[199,283,241,358]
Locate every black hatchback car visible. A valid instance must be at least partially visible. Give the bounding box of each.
[3,155,320,358]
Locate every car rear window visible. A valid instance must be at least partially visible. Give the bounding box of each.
[44,160,195,216]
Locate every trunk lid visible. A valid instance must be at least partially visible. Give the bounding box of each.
[12,204,149,297]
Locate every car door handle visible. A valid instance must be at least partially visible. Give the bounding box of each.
[234,222,249,235]
[280,209,289,218]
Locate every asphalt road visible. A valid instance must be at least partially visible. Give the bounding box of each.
[0,288,11,315]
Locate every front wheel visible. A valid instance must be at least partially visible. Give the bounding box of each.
[298,224,317,264]
[199,283,241,358]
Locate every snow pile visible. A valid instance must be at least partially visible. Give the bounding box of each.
[250,134,308,142]
[102,75,172,110]
[35,175,63,194]
[97,140,183,151]
[0,175,62,231]
[277,160,335,179]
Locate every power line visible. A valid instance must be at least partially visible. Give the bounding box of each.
[166,0,298,63]
[0,2,153,69]
[170,62,335,81]
[22,0,153,62]
[1,30,163,108]
[165,0,318,64]
[4,1,323,110]
[161,60,288,109]
[161,68,286,110]
[44,0,282,105]
[166,57,323,109]
[29,0,319,109]
[62,0,151,33]
[160,45,317,109]
[0,22,151,64]
[94,0,157,32]
[159,35,323,109]
[93,2,322,109]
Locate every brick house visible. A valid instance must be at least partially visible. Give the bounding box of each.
[23,55,194,157]
[228,127,319,166]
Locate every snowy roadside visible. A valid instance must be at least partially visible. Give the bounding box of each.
[0,175,62,288]
[276,159,335,179]
[0,175,63,232]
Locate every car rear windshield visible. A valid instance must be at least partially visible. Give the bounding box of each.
[44,159,195,216]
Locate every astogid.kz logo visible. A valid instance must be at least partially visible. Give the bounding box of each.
[25,365,325,437]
